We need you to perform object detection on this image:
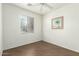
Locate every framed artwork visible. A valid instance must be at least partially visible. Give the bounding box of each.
[20,15,34,32]
[51,16,64,29]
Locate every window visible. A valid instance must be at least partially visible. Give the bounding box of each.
[20,15,34,32]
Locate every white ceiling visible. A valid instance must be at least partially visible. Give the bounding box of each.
[13,3,68,15]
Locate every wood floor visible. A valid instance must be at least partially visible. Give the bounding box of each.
[2,41,79,56]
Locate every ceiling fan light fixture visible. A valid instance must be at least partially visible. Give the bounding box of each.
[27,3,32,6]
[40,3,45,5]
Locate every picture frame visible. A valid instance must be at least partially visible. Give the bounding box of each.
[51,16,64,29]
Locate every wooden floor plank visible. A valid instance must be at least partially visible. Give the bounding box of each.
[2,41,79,56]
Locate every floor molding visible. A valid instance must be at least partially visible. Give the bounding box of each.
[43,40,79,53]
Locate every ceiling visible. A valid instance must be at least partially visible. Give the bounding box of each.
[13,3,68,15]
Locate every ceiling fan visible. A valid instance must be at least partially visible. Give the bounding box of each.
[27,3,52,9]
[27,3,53,14]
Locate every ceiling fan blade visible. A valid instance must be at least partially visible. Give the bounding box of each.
[44,4,53,9]
[27,3,40,6]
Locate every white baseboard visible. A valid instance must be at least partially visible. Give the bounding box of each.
[3,40,41,50]
[43,40,79,53]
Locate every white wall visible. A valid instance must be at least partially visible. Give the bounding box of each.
[0,3,2,51]
[2,4,42,50]
[0,3,2,55]
[43,4,79,52]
